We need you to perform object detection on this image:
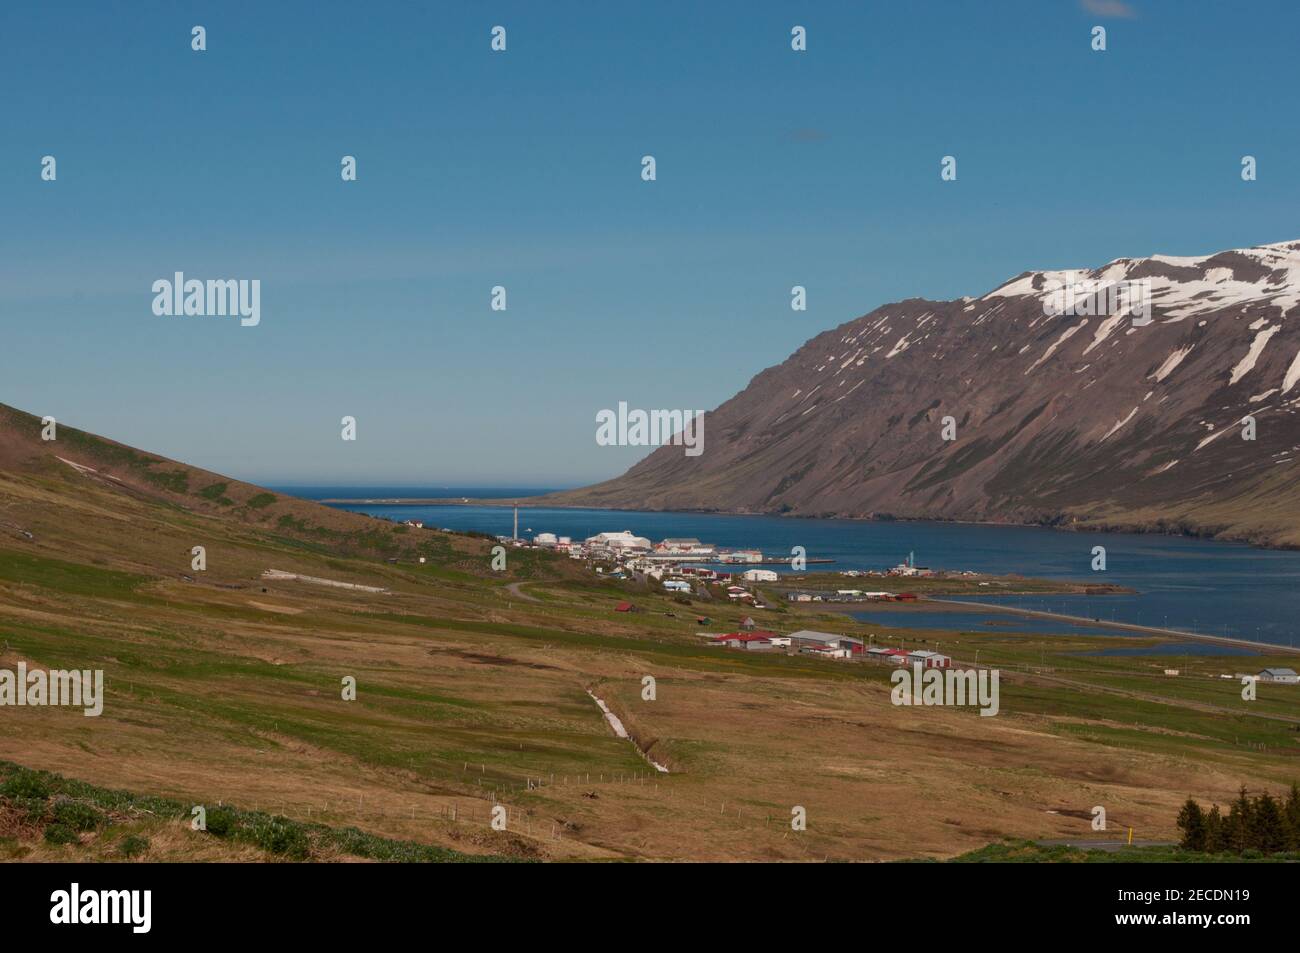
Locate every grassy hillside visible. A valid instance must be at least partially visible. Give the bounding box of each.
[0,761,508,862]
[2,402,1299,861]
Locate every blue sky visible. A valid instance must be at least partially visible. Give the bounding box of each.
[3,0,1298,486]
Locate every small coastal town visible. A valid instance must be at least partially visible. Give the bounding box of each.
[430,512,1300,686]
[446,512,968,666]
[474,509,943,590]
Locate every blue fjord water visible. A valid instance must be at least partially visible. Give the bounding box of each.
[279,486,1300,650]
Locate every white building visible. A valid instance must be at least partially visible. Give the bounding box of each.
[907,650,951,669]
[534,532,558,547]
[718,549,763,564]
[1257,667,1299,684]
[742,569,779,582]
[788,630,863,654]
[663,580,692,593]
[654,538,716,556]
[584,530,652,552]
[805,646,852,660]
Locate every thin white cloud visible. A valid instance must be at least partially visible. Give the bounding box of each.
[1080,0,1137,17]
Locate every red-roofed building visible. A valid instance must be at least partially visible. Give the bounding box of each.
[615,601,634,612]
[865,647,912,665]
[710,630,790,651]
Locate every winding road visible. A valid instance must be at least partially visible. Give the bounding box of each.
[504,581,540,603]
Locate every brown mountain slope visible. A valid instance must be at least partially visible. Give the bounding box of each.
[547,240,1300,547]
[0,402,489,572]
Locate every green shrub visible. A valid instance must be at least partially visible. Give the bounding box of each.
[43,824,79,845]
[203,806,237,838]
[246,493,277,509]
[200,482,229,500]
[50,799,103,832]
[0,769,51,800]
[250,815,310,859]
[10,796,47,820]
[119,834,150,858]
[144,469,190,494]
[1,771,50,800]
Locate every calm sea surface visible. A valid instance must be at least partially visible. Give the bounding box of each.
[278,486,1300,649]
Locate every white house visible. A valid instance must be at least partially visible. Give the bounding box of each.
[1257,667,1299,684]
[907,650,951,669]
[662,580,692,593]
[712,631,781,651]
[742,569,779,582]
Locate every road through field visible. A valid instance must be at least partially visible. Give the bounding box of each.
[504,581,540,602]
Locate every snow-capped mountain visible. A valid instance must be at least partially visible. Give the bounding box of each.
[549,239,1300,547]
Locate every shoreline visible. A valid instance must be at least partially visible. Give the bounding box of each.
[318,496,1300,652]
[315,495,1291,553]
[903,598,1300,656]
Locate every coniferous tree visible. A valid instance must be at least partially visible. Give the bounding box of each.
[1226,786,1253,854]
[1251,792,1287,855]
[1176,798,1207,852]
[1203,805,1225,853]
[1284,783,1300,851]
[1172,784,1300,855]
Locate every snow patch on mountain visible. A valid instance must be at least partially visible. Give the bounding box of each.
[1026,320,1087,374]
[1282,348,1300,395]
[1150,345,1194,382]
[1100,406,1139,442]
[1229,325,1279,385]
[886,333,913,358]
[1083,313,1126,355]
[1195,427,1230,452]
